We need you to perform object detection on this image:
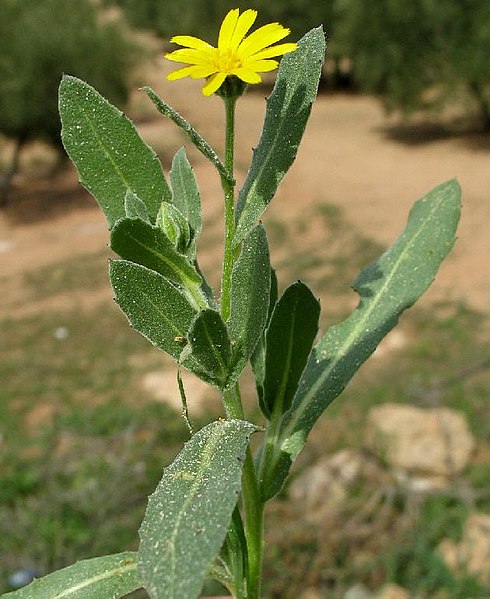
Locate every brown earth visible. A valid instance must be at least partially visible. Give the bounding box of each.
[1,64,489,317]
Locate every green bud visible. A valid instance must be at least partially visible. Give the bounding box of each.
[156,202,192,255]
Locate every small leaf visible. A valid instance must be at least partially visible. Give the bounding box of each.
[228,224,271,383]
[143,87,233,186]
[234,28,325,245]
[125,190,150,222]
[261,179,462,499]
[110,218,204,304]
[170,147,202,238]
[251,268,278,407]
[184,309,232,388]
[59,75,170,228]
[2,552,139,599]
[138,419,257,599]
[110,260,198,361]
[261,281,320,419]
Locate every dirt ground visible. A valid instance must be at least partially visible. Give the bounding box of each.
[1,65,489,317]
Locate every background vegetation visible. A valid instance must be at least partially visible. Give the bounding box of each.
[0,0,141,195]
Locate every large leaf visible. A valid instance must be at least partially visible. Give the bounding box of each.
[228,224,271,383]
[170,147,202,237]
[184,309,232,388]
[138,419,257,599]
[234,27,325,245]
[261,281,320,419]
[110,260,197,361]
[110,217,206,308]
[261,179,461,499]
[59,75,170,228]
[2,552,139,599]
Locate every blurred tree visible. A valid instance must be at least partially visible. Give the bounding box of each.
[104,0,333,47]
[0,0,141,200]
[334,0,490,129]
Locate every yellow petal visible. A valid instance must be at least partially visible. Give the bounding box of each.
[167,65,202,81]
[189,65,218,79]
[202,72,227,96]
[241,59,278,73]
[165,48,214,66]
[169,35,213,51]
[238,23,290,59]
[218,8,239,49]
[230,9,257,50]
[230,67,262,84]
[247,43,297,61]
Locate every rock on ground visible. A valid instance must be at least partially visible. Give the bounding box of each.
[365,403,474,477]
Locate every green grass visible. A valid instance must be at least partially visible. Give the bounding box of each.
[0,305,192,592]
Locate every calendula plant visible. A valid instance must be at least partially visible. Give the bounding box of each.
[4,8,461,599]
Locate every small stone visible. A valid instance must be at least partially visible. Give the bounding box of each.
[140,369,220,415]
[438,512,490,585]
[366,404,474,477]
[289,449,381,524]
[375,583,410,599]
[300,588,324,599]
[8,569,39,590]
[344,583,374,599]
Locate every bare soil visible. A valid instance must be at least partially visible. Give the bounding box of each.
[1,66,489,317]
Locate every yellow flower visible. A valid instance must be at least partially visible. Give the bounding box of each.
[165,8,297,96]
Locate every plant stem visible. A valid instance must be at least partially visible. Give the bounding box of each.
[242,448,264,599]
[218,93,264,599]
[220,95,237,323]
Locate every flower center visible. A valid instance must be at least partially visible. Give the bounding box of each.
[216,48,242,73]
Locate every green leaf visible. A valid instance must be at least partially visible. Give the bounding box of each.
[2,552,139,599]
[125,190,150,222]
[170,147,202,238]
[110,218,205,308]
[143,87,233,186]
[234,27,325,246]
[228,224,271,383]
[184,309,232,388]
[261,179,461,499]
[261,281,320,419]
[110,260,198,361]
[138,419,257,599]
[59,75,170,228]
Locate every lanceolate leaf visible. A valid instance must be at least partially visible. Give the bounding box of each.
[261,281,320,419]
[3,552,139,599]
[110,218,205,307]
[228,224,271,383]
[234,27,325,245]
[261,179,461,499]
[59,75,170,228]
[110,260,197,361]
[185,309,232,388]
[143,87,233,186]
[138,419,257,599]
[170,147,202,237]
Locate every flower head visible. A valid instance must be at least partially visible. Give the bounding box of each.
[165,8,297,96]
